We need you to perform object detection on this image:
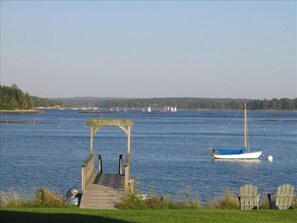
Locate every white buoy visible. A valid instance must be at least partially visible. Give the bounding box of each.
[268,155,273,162]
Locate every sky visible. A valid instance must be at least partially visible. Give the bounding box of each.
[0,1,296,99]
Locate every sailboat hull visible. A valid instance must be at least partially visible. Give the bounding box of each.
[211,148,262,159]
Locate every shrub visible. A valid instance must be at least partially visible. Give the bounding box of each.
[119,186,200,209]
[204,198,221,209]
[146,195,174,209]
[175,186,200,208]
[118,192,146,209]
[260,196,270,209]
[119,192,174,209]
[0,187,69,208]
[0,188,29,208]
[33,187,66,208]
[205,188,239,209]
[219,188,239,209]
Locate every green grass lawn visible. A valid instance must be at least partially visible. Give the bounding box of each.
[1,208,296,223]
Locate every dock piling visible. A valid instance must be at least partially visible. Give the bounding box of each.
[119,154,123,175]
[98,155,103,175]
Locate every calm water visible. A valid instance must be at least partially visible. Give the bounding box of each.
[1,109,296,202]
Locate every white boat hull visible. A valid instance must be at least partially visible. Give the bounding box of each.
[212,151,262,159]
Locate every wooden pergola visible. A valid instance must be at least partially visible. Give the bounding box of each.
[81,118,134,192]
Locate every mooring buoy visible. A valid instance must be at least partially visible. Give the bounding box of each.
[268,155,273,162]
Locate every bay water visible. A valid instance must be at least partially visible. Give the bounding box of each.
[1,109,296,203]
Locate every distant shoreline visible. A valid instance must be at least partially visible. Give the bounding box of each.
[0,109,42,114]
[0,108,296,114]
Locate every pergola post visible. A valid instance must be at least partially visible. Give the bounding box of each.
[90,126,94,154]
[90,126,102,154]
[125,125,131,192]
[127,125,131,155]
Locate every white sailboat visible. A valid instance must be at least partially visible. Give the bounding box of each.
[147,106,152,112]
[210,103,262,159]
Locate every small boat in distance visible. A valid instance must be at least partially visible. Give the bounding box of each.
[147,106,152,112]
[210,103,262,159]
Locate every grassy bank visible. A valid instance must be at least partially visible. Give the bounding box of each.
[1,208,296,223]
[1,187,296,223]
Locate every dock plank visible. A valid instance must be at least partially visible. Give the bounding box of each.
[79,173,125,209]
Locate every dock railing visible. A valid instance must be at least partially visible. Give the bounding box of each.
[81,153,95,191]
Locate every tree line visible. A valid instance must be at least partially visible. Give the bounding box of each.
[61,97,297,111]
[0,84,32,110]
[0,84,63,110]
[1,84,296,110]
[248,98,297,110]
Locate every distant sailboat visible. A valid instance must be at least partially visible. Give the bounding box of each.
[147,106,152,112]
[165,106,177,112]
[210,103,262,159]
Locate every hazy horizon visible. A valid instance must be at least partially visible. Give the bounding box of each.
[1,1,296,100]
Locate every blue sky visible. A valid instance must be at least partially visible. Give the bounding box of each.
[1,1,296,99]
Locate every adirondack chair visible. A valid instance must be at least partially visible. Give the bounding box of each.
[267,184,295,210]
[238,184,260,210]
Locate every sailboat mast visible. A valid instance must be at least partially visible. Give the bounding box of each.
[244,103,248,148]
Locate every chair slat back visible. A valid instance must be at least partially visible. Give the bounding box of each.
[239,184,260,210]
[275,184,295,210]
[239,184,258,196]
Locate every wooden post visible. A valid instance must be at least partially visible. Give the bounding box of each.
[82,166,86,191]
[81,154,94,191]
[127,126,131,154]
[125,154,130,192]
[129,178,135,193]
[119,154,123,175]
[90,127,94,154]
[125,126,131,191]
[98,155,103,175]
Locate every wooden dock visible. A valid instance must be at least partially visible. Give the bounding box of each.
[79,119,135,209]
[79,173,125,209]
